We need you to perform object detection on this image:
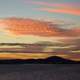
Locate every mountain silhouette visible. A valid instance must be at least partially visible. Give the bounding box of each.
[0,56,80,64]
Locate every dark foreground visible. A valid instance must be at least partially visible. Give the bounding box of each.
[0,56,80,64]
[0,64,80,80]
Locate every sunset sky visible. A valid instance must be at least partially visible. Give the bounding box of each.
[0,0,79,44]
[0,0,79,46]
[0,0,80,24]
[0,0,80,60]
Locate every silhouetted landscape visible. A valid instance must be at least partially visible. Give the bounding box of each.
[0,56,80,64]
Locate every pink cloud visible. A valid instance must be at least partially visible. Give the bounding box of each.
[35,8,80,16]
[23,0,80,16]
[24,0,80,8]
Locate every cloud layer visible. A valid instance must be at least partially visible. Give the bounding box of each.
[35,8,80,16]
[0,17,80,61]
[24,0,80,16]
[0,18,80,37]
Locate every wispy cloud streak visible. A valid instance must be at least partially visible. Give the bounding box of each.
[23,0,80,16]
[35,8,80,16]
[28,1,80,8]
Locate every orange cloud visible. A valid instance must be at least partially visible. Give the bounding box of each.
[3,18,61,37]
[24,0,80,16]
[0,18,79,38]
[24,0,80,8]
[35,8,80,16]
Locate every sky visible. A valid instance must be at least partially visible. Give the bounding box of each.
[0,0,80,43]
[0,0,80,60]
[0,0,80,23]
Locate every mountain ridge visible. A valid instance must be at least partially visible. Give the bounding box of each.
[0,56,80,64]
